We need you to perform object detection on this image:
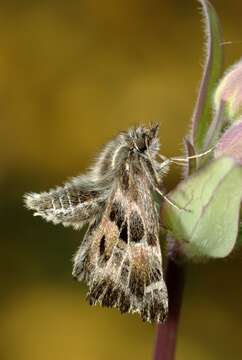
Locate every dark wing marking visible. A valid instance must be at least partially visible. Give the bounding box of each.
[73,158,168,323]
[24,179,109,229]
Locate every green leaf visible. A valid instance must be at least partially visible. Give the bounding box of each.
[162,158,242,258]
[191,0,223,153]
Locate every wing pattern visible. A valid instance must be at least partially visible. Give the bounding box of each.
[73,159,168,322]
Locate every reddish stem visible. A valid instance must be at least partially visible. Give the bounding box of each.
[153,261,185,360]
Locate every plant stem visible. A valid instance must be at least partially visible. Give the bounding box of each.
[153,260,185,360]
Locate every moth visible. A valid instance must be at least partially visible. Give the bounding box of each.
[24,124,175,323]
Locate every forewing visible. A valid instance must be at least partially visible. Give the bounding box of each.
[24,177,108,229]
[73,163,168,323]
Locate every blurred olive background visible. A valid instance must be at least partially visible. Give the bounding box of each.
[1,0,242,359]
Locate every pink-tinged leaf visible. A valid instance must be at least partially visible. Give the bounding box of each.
[215,119,242,164]
[191,0,223,153]
[214,60,242,122]
[203,100,225,150]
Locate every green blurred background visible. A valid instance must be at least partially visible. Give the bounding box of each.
[1,0,242,359]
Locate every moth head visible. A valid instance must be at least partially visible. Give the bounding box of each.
[128,124,160,155]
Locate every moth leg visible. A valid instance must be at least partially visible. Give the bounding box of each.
[171,146,214,162]
[24,183,107,229]
[156,158,172,171]
[140,160,188,212]
[157,155,190,168]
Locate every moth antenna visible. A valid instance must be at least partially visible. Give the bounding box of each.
[158,146,214,165]
[221,40,242,46]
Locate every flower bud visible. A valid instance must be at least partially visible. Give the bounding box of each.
[214,60,242,122]
[214,119,242,165]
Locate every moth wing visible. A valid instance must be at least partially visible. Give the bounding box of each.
[73,170,168,323]
[24,176,109,229]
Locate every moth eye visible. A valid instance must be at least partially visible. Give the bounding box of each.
[135,134,150,153]
[135,138,146,152]
[139,143,146,152]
